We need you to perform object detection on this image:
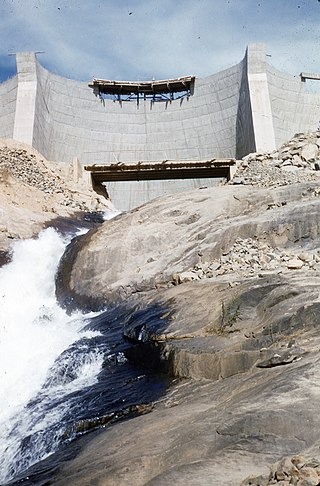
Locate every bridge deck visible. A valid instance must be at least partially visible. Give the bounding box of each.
[84,159,237,182]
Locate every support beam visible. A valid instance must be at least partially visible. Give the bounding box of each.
[85,159,237,183]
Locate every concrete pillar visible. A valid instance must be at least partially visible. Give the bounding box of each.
[228,161,240,181]
[73,157,82,183]
[246,44,276,153]
[13,52,37,145]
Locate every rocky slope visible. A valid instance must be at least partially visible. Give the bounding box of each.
[56,181,320,308]
[51,271,320,486]
[0,138,112,253]
[48,131,320,485]
[56,132,320,310]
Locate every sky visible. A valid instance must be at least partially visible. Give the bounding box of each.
[0,0,319,83]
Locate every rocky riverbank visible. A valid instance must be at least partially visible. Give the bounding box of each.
[230,130,320,187]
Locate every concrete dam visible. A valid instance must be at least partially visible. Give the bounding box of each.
[0,43,320,210]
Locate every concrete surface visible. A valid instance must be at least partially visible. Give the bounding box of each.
[1,43,319,168]
[0,76,17,140]
[13,52,37,145]
[104,177,221,212]
[246,44,276,153]
[1,43,320,211]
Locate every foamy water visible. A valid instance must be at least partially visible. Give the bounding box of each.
[0,213,166,484]
[103,206,121,220]
[0,228,105,483]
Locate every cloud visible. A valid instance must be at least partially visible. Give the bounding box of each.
[0,0,319,82]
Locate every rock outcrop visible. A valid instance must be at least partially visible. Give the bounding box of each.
[49,131,320,485]
[49,268,320,485]
[56,180,320,309]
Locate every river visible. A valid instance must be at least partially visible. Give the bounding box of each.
[0,221,168,484]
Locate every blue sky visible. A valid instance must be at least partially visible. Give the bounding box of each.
[0,0,319,83]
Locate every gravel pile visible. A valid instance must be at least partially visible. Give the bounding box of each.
[174,237,320,284]
[242,455,320,485]
[0,147,89,211]
[230,131,320,187]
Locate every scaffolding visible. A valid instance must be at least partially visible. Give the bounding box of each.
[88,76,195,103]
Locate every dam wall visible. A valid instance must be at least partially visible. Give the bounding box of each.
[266,64,320,148]
[31,58,244,165]
[0,76,17,140]
[1,43,318,168]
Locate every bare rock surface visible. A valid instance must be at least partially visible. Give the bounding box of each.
[51,134,320,485]
[52,274,320,485]
[56,180,320,308]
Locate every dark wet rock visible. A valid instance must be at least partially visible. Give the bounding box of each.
[44,211,105,236]
[55,230,107,312]
[63,403,154,439]
[0,250,11,267]
[256,348,305,368]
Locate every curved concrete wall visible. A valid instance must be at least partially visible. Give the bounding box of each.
[105,178,221,212]
[32,60,243,164]
[0,76,17,139]
[267,64,320,148]
[0,44,320,167]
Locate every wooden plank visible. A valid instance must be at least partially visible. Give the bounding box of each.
[85,159,236,172]
[91,167,230,182]
[88,76,195,95]
[300,72,320,81]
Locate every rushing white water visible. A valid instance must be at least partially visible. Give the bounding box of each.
[0,228,105,483]
[103,205,121,221]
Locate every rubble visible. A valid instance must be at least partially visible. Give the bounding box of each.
[229,131,320,187]
[0,143,111,214]
[173,237,320,284]
[0,146,91,211]
[242,455,320,485]
[0,141,112,252]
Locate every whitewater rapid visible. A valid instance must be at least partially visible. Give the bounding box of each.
[0,228,104,483]
[0,210,168,484]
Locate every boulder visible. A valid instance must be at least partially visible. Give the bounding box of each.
[287,259,304,270]
[300,143,319,162]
